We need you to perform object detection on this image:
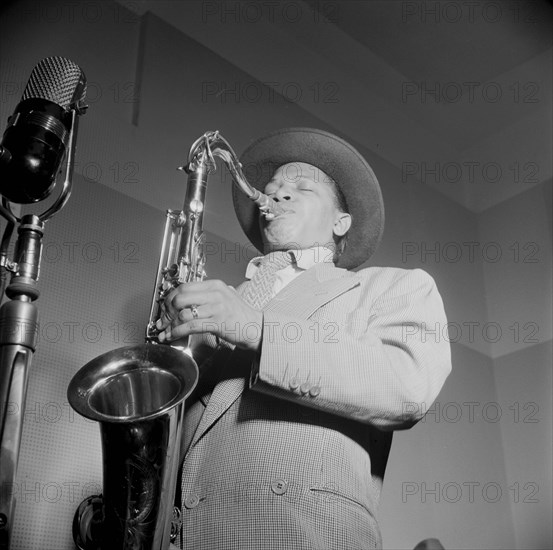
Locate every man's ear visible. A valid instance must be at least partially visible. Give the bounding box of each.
[333,212,352,237]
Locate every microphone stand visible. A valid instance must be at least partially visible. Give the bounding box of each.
[0,110,79,550]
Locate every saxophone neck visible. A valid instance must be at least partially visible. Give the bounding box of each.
[183,131,283,219]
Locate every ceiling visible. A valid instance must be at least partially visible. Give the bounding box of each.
[119,0,552,212]
[311,0,552,83]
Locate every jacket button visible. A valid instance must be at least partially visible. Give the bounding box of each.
[309,385,321,397]
[289,377,300,390]
[184,493,200,509]
[270,478,288,495]
[300,382,311,395]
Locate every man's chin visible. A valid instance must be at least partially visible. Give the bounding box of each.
[262,229,302,251]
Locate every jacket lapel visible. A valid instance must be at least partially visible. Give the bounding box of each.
[267,262,360,318]
[186,263,361,454]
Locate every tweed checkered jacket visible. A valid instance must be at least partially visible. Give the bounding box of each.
[173,263,451,550]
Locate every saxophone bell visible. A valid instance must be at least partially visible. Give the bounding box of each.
[67,344,198,550]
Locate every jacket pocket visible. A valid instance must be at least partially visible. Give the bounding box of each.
[309,486,374,518]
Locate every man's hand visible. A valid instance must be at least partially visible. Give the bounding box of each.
[156,280,263,352]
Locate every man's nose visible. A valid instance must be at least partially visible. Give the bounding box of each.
[272,187,292,202]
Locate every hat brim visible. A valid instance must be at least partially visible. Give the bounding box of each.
[233,127,384,269]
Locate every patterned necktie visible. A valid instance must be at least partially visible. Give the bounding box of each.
[240,250,293,309]
[195,251,293,405]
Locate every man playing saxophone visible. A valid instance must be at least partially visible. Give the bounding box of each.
[157,127,452,549]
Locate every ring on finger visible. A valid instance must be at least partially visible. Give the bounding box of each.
[190,305,199,320]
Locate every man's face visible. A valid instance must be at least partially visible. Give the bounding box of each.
[260,162,351,251]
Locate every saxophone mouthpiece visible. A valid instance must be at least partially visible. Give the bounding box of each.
[250,191,284,220]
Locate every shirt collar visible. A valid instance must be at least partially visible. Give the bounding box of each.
[245,246,335,279]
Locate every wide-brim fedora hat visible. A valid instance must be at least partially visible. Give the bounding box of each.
[233,127,384,269]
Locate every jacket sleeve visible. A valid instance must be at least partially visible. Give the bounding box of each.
[249,268,452,430]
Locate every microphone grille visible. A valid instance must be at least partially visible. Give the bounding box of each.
[22,56,87,109]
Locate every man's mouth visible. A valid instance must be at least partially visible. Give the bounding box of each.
[269,209,293,220]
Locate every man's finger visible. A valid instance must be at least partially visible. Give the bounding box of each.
[162,319,215,342]
[171,291,211,310]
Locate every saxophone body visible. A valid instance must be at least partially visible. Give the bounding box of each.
[67,131,281,549]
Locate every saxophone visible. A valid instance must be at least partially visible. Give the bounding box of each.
[67,131,281,550]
